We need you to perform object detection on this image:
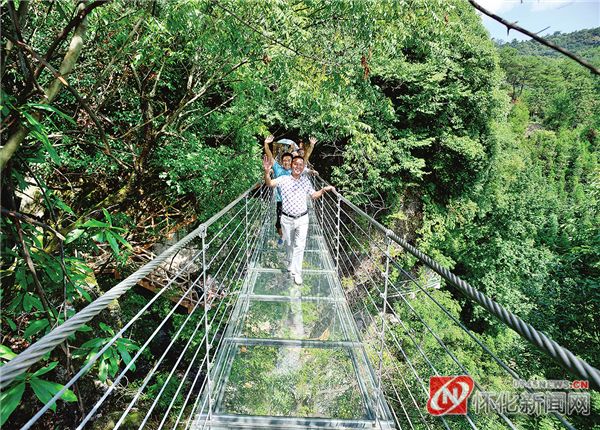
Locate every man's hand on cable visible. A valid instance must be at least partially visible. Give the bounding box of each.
[323,185,335,193]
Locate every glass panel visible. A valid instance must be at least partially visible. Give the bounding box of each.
[305,234,324,251]
[251,271,334,297]
[303,250,328,270]
[255,249,287,270]
[255,249,329,271]
[241,299,347,341]
[217,344,368,420]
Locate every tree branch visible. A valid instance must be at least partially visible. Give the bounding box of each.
[1,208,66,241]
[213,2,336,67]
[0,3,93,171]
[33,1,107,80]
[468,0,600,75]
[1,35,132,170]
[13,218,58,327]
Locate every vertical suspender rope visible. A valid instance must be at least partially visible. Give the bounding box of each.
[201,225,212,421]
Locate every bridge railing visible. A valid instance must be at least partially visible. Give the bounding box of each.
[1,183,272,430]
[311,175,598,430]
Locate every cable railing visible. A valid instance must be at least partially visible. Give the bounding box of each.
[311,175,599,430]
[1,183,273,429]
[3,174,598,430]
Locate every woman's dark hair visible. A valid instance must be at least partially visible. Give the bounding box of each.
[281,152,293,161]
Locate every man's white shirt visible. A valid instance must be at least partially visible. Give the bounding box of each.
[272,175,315,216]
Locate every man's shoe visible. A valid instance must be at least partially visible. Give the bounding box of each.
[277,238,284,247]
[293,273,303,285]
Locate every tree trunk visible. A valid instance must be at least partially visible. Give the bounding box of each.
[0,2,92,171]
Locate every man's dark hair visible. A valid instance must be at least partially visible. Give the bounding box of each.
[292,155,305,164]
[281,152,293,161]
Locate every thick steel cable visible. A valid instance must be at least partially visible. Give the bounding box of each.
[201,200,264,289]
[317,178,600,391]
[334,247,442,430]
[324,194,526,381]
[175,211,267,430]
[189,226,283,429]
[321,197,575,430]
[310,207,394,429]
[76,270,214,428]
[333,232,456,430]
[17,189,265,429]
[115,231,252,430]
[327,228,448,429]
[26,189,261,429]
[381,249,578,429]
[80,199,266,429]
[0,183,260,390]
[204,202,246,249]
[324,210,492,429]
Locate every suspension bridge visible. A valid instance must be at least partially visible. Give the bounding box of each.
[1,178,599,429]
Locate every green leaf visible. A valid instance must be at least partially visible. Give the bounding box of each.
[5,318,17,331]
[116,343,135,372]
[113,233,132,250]
[98,358,109,382]
[79,337,105,349]
[65,229,85,244]
[76,324,93,333]
[82,219,110,228]
[30,378,76,412]
[0,382,25,426]
[0,345,17,360]
[32,361,58,377]
[105,231,120,255]
[53,196,75,216]
[98,322,113,335]
[108,352,119,377]
[74,284,92,302]
[27,103,77,125]
[30,129,61,164]
[21,110,42,129]
[24,294,43,312]
[23,319,50,339]
[91,231,105,242]
[22,293,42,312]
[101,208,112,225]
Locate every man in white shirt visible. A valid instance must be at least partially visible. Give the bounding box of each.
[263,154,335,284]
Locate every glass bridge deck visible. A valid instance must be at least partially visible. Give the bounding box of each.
[195,208,395,429]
